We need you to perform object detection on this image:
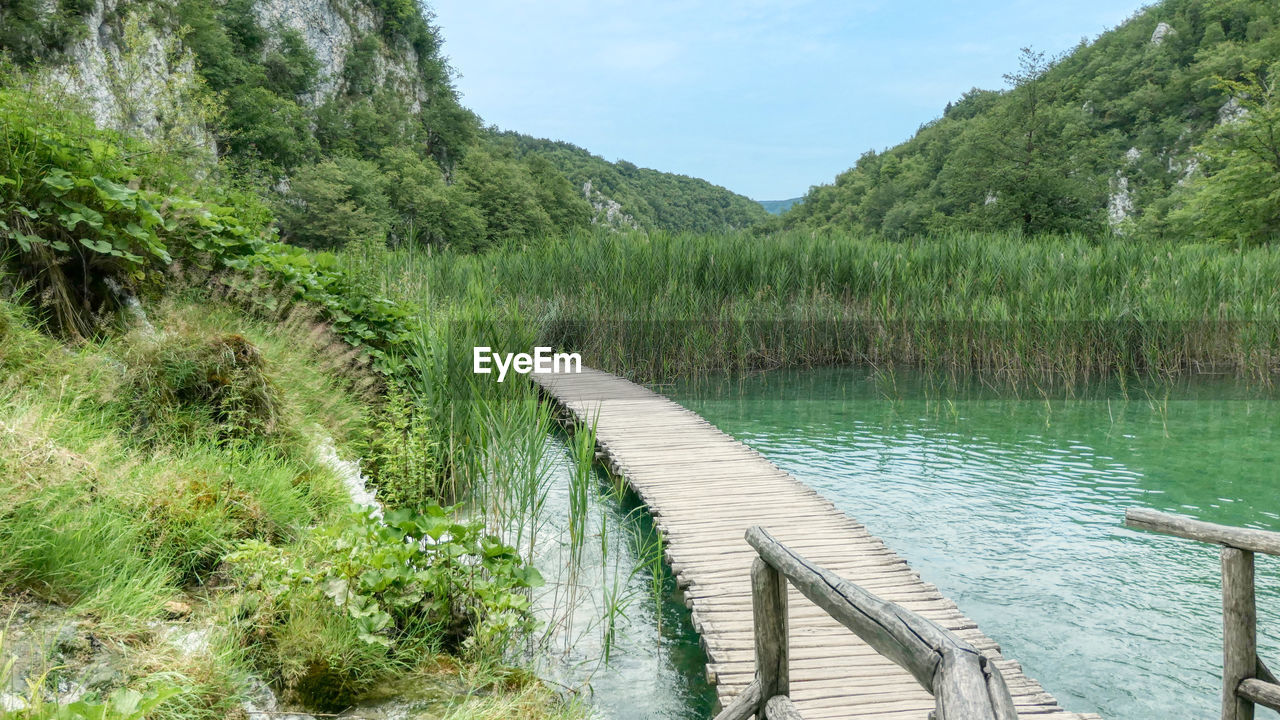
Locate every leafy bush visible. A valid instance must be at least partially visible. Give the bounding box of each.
[228,506,543,709]
[0,89,175,337]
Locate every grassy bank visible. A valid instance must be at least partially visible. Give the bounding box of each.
[0,83,582,719]
[351,231,1280,388]
[0,292,579,719]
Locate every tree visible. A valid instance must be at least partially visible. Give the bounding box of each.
[1174,66,1280,244]
[276,158,393,250]
[453,149,553,247]
[524,154,592,232]
[378,147,484,248]
[940,47,1104,236]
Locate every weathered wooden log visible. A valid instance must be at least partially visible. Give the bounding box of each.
[763,695,805,720]
[982,649,1019,720]
[752,556,789,708]
[746,526,1017,720]
[1126,508,1280,556]
[1237,679,1280,713]
[710,680,760,720]
[1223,547,1257,720]
[932,647,1019,720]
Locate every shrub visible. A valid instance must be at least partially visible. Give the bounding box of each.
[360,384,441,509]
[227,506,544,709]
[0,89,175,338]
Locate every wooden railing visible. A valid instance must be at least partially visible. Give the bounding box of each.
[1126,508,1280,720]
[712,526,1017,720]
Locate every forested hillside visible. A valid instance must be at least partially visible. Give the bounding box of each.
[496,132,769,233]
[0,0,763,251]
[782,0,1280,244]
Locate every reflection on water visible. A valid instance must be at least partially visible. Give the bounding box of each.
[530,439,715,719]
[672,368,1280,720]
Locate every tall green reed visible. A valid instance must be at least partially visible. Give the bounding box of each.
[374,229,1280,389]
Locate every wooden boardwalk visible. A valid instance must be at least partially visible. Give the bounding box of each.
[533,367,1101,720]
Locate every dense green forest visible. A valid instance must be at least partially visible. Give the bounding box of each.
[495,132,769,232]
[781,0,1280,244]
[1,0,767,255]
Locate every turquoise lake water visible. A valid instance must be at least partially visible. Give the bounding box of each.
[665,368,1280,720]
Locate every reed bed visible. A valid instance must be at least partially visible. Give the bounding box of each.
[355,230,1280,389]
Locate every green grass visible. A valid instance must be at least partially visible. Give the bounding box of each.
[346,229,1280,389]
[0,296,365,623]
[0,289,588,719]
[0,292,372,712]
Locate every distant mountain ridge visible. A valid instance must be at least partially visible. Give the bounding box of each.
[758,198,802,215]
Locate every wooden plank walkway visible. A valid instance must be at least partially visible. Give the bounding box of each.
[533,367,1101,720]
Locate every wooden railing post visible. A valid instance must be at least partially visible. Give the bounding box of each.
[1222,546,1257,720]
[752,556,789,711]
[1125,510,1280,720]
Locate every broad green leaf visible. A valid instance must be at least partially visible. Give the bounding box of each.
[12,231,39,252]
[124,222,150,240]
[41,169,74,194]
[515,566,546,588]
[60,200,104,229]
[416,514,452,541]
[92,175,135,204]
[110,688,144,715]
[79,237,116,254]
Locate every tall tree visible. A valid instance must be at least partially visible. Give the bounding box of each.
[1174,65,1280,244]
[941,48,1103,236]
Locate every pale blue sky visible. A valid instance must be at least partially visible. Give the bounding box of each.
[429,1,1150,201]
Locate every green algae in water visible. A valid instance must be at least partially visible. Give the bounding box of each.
[672,368,1280,720]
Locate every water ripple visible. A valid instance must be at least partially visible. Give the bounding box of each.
[675,368,1280,720]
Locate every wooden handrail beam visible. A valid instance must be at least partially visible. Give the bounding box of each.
[710,680,760,720]
[764,695,805,720]
[1126,508,1280,556]
[1238,679,1280,714]
[745,526,1017,720]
